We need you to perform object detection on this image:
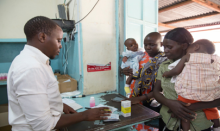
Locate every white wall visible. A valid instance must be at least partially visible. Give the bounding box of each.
[80,0,116,95]
[0,0,60,39]
[1,0,117,95]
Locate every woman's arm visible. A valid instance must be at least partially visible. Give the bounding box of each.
[153,80,196,121]
[163,54,190,77]
[127,92,154,105]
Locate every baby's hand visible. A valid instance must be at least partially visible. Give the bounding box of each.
[162,71,169,78]
[122,57,128,63]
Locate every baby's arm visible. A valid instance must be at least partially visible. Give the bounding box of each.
[122,57,128,63]
[163,54,190,77]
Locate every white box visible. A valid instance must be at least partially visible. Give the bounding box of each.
[121,100,131,117]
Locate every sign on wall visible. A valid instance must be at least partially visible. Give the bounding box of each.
[87,62,111,72]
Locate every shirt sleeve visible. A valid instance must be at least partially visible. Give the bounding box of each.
[156,64,163,81]
[14,68,61,131]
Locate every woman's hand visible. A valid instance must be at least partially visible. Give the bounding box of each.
[63,103,77,114]
[126,97,142,105]
[167,100,196,122]
[126,94,150,105]
[162,71,171,78]
[121,67,132,76]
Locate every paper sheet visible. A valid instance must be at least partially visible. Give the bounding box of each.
[62,98,83,110]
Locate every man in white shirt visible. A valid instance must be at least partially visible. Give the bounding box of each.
[7,16,111,131]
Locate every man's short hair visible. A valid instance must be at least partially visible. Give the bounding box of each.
[24,16,59,41]
[194,39,215,54]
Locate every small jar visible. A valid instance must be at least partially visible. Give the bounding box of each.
[90,97,95,107]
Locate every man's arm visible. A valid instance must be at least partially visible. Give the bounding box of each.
[163,54,189,77]
[55,107,111,129]
[63,103,77,114]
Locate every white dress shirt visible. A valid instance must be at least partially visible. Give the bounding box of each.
[7,45,63,131]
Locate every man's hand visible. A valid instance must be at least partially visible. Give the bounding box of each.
[63,103,77,114]
[121,67,132,76]
[167,100,196,122]
[122,57,128,63]
[83,107,112,121]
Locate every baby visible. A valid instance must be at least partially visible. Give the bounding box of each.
[121,38,144,96]
[121,38,145,74]
[163,39,220,131]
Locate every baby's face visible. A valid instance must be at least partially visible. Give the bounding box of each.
[126,40,138,52]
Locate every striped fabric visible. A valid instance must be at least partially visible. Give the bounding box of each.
[175,53,220,101]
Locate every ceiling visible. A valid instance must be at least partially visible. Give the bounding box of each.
[158,0,220,32]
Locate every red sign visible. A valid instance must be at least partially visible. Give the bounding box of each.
[87,62,111,72]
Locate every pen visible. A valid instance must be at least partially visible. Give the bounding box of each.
[72,95,86,98]
[85,107,91,109]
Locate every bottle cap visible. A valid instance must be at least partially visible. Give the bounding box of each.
[90,97,95,100]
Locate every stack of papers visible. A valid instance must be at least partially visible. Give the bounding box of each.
[62,98,83,110]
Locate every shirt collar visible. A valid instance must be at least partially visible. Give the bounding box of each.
[24,45,50,65]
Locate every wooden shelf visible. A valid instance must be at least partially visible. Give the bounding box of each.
[0,38,26,43]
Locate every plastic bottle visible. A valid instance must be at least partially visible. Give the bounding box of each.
[90,97,95,107]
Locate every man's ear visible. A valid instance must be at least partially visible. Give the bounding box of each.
[38,32,46,43]
[182,43,188,50]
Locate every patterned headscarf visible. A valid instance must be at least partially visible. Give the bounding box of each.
[132,52,167,96]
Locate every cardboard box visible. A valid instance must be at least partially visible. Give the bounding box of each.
[57,75,77,93]
[0,104,9,127]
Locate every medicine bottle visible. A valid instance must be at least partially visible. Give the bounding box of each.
[90,97,95,107]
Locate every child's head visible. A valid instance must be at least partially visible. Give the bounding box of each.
[187,39,215,54]
[144,32,162,57]
[124,38,138,52]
